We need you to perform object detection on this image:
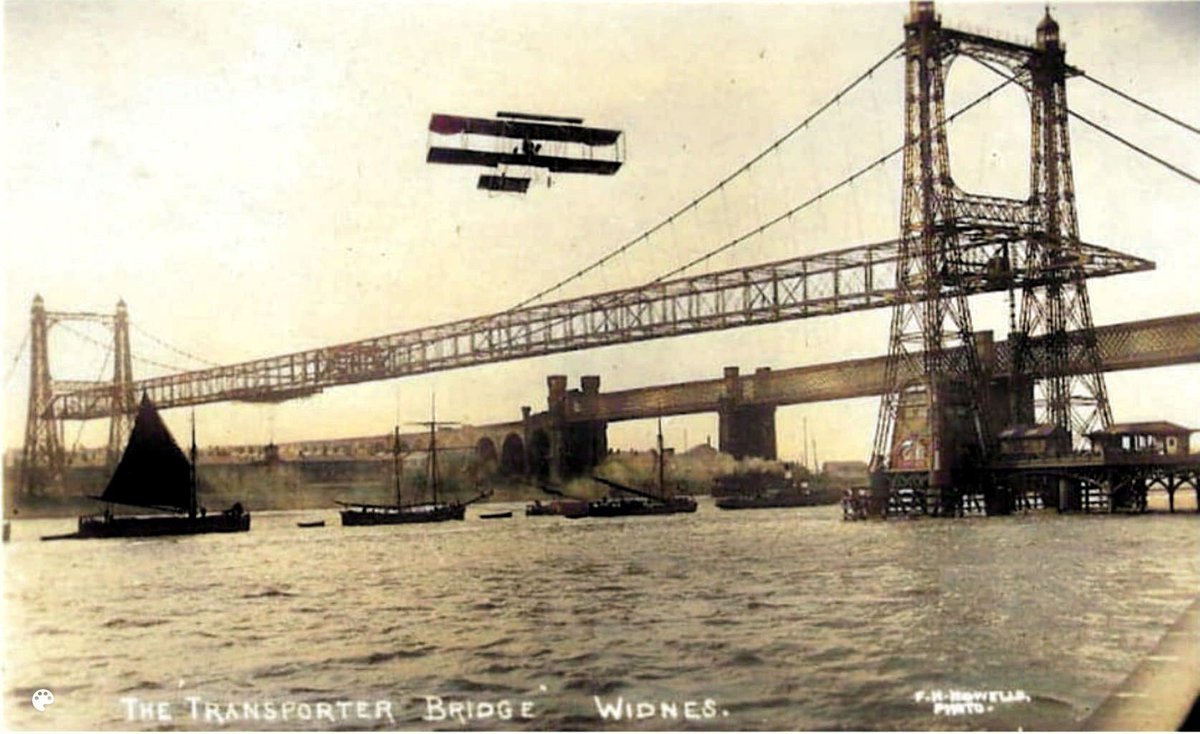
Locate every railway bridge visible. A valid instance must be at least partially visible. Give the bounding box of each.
[233,313,1198,488]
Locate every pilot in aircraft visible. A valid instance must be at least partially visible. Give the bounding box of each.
[513,137,542,159]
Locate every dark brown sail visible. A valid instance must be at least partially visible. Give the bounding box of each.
[39,394,250,540]
[97,394,192,513]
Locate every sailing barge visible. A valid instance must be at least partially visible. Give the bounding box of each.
[339,415,488,526]
[42,395,250,540]
[586,477,698,517]
[577,418,697,518]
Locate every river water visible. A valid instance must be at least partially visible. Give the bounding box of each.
[4,501,1198,730]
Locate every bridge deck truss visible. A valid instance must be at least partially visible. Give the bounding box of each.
[52,233,1151,420]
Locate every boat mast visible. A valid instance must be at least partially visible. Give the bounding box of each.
[656,416,665,499]
[392,426,402,506]
[803,416,809,471]
[189,410,198,519]
[429,394,439,505]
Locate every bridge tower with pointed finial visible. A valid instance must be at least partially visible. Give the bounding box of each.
[21,295,63,497]
[107,299,136,467]
[871,1,1113,516]
[19,297,137,497]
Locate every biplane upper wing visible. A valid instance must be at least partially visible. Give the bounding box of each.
[428,113,622,147]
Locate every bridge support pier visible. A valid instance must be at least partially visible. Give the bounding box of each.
[718,404,777,460]
[543,375,608,480]
[717,367,777,461]
[1056,478,1075,513]
[561,420,608,476]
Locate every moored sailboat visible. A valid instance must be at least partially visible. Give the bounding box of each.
[42,394,250,540]
[339,405,489,526]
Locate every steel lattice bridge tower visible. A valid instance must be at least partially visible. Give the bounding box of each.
[870,2,1123,516]
[20,3,1186,506]
[21,296,135,496]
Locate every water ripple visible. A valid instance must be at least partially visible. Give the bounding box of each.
[4,505,1198,730]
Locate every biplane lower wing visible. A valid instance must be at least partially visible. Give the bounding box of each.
[427,147,621,175]
[541,156,622,175]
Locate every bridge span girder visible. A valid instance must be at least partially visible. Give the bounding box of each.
[48,235,1150,421]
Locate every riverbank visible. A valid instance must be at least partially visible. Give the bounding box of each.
[1083,595,1200,730]
[5,451,845,519]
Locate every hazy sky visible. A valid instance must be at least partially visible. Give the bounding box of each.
[4,1,1198,462]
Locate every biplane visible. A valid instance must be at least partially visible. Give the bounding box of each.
[426,111,624,193]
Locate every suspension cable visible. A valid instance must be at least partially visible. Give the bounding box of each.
[1069,109,1200,186]
[510,41,905,310]
[650,76,1018,283]
[3,328,29,386]
[132,322,219,367]
[971,57,1200,187]
[497,74,1016,353]
[57,322,197,374]
[55,321,111,352]
[1080,73,1200,136]
[131,353,193,374]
